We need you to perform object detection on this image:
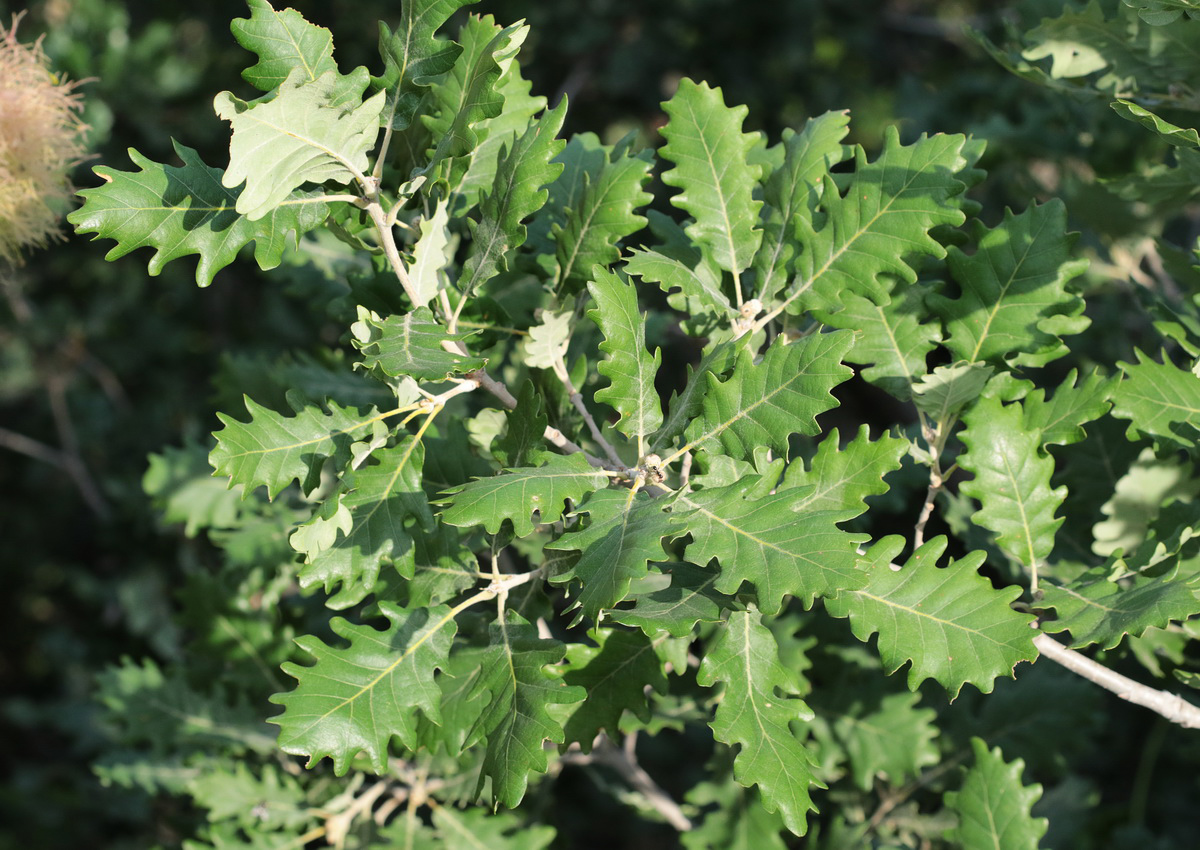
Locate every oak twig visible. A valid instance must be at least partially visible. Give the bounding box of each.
[1034,633,1200,729]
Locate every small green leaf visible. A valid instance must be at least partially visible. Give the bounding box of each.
[753,111,851,303]
[457,99,567,297]
[958,394,1066,570]
[467,616,585,808]
[1111,349,1200,447]
[373,0,479,131]
[825,536,1038,697]
[696,608,820,836]
[1041,566,1200,649]
[552,145,653,288]
[679,481,867,614]
[944,738,1047,850]
[69,142,328,287]
[1021,369,1115,447]
[659,78,763,285]
[409,198,454,308]
[292,438,433,609]
[230,0,337,92]
[547,488,685,622]
[932,200,1089,368]
[354,307,486,380]
[215,69,385,220]
[911,362,994,422]
[210,392,382,500]
[439,453,609,538]
[610,562,734,637]
[271,602,455,773]
[781,425,909,517]
[1112,99,1200,148]
[588,268,663,454]
[680,332,853,461]
[561,628,668,748]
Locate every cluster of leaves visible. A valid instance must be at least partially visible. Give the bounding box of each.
[62,0,1200,847]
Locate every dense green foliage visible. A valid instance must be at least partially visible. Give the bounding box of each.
[8,0,1200,848]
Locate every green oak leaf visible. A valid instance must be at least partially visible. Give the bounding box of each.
[547,488,685,622]
[791,127,969,316]
[270,602,457,774]
[457,99,567,297]
[834,690,939,791]
[931,200,1090,368]
[911,362,994,422]
[611,562,733,638]
[1111,349,1200,447]
[753,110,851,304]
[680,331,853,461]
[958,394,1066,570]
[230,0,337,92]
[69,142,328,287]
[1021,369,1115,448]
[825,536,1038,697]
[1040,566,1200,649]
[210,391,383,500]
[1112,99,1200,148]
[189,763,307,830]
[588,268,663,454]
[353,307,486,380]
[373,0,479,131]
[215,68,385,220]
[696,608,820,836]
[408,198,454,308]
[817,285,943,401]
[291,437,434,609]
[439,453,609,538]
[561,628,668,749]
[678,481,867,614]
[780,425,909,516]
[551,144,653,288]
[659,78,763,285]
[493,381,550,468]
[467,616,585,808]
[944,739,1047,850]
[683,780,789,850]
[422,17,523,169]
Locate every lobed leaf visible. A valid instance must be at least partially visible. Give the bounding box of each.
[547,488,685,622]
[588,268,663,454]
[790,127,969,316]
[467,617,586,807]
[439,452,609,538]
[678,481,867,614]
[210,392,383,500]
[753,110,851,304]
[292,438,434,609]
[825,536,1038,697]
[215,68,385,220]
[610,562,734,637]
[231,0,337,92]
[932,200,1089,368]
[680,331,853,461]
[457,99,567,296]
[69,142,328,287]
[1040,566,1200,649]
[1110,349,1200,447]
[561,628,668,749]
[354,307,486,380]
[781,425,909,516]
[696,608,821,836]
[958,394,1066,570]
[659,78,763,284]
[374,0,479,131]
[943,738,1047,850]
[270,602,456,773]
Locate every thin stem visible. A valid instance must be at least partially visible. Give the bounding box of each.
[1033,633,1200,729]
[552,355,624,467]
[560,735,692,831]
[1129,717,1168,826]
[364,200,419,306]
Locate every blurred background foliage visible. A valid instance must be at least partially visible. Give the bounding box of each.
[2,0,1198,847]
